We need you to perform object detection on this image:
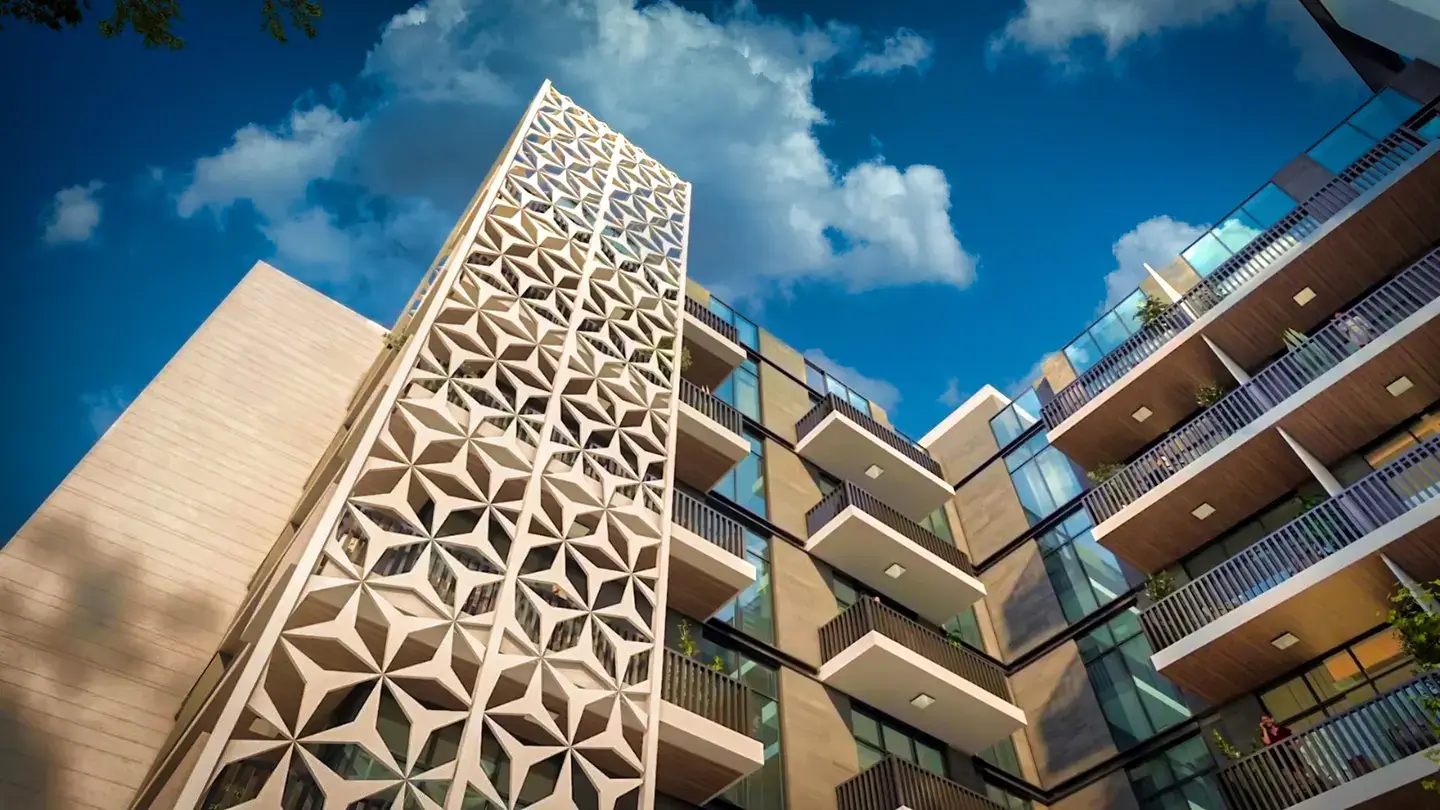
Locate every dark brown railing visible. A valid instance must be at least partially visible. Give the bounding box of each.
[1042,120,1432,429]
[673,489,746,559]
[797,394,944,479]
[1142,436,1440,651]
[680,377,745,437]
[1085,245,1440,524]
[807,482,975,576]
[1219,672,1440,810]
[837,757,1002,810]
[819,598,1010,701]
[685,296,741,345]
[661,648,752,734]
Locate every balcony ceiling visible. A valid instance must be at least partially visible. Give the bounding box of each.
[795,414,953,521]
[667,524,758,620]
[674,401,750,491]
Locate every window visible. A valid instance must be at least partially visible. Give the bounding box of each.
[978,735,1024,779]
[990,388,1043,447]
[1175,485,1329,584]
[944,606,986,652]
[1180,183,1298,277]
[920,506,955,543]
[1127,735,1224,810]
[714,529,775,644]
[985,785,1033,810]
[1308,89,1420,174]
[831,569,878,612]
[805,360,873,416]
[714,430,766,517]
[1079,608,1192,750]
[1063,289,1153,375]
[1004,433,1084,525]
[1258,626,1412,733]
[850,705,948,777]
[715,358,761,421]
[708,296,759,350]
[1038,509,1132,623]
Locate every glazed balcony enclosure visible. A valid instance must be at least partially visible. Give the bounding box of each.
[796,394,954,521]
[818,599,1026,754]
[674,377,751,491]
[1141,437,1440,702]
[1041,108,1440,473]
[1085,248,1440,572]
[667,490,757,620]
[1218,673,1440,810]
[806,482,984,626]
[836,756,1004,810]
[682,296,746,390]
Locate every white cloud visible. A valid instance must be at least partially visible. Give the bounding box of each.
[851,28,933,75]
[988,0,1253,64]
[1265,0,1359,86]
[80,386,132,437]
[1098,215,1208,311]
[173,0,975,301]
[803,349,901,413]
[41,181,104,245]
[938,377,963,407]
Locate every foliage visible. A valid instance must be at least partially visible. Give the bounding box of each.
[1296,492,1327,514]
[1136,295,1170,327]
[676,619,700,659]
[1087,462,1122,484]
[680,345,693,374]
[1211,729,1243,761]
[1386,583,1440,791]
[1282,328,1309,351]
[382,330,406,352]
[1195,381,1227,408]
[1145,570,1177,602]
[709,654,726,673]
[0,0,321,47]
[945,626,968,649]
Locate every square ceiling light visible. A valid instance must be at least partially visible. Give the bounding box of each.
[884,563,906,579]
[910,693,936,710]
[864,464,884,479]
[1387,376,1414,397]
[1191,503,1216,520]
[1271,632,1300,651]
[1293,287,1316,306]
[1132,406,1154,423]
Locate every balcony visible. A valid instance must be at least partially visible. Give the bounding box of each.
[817,599,1025,754]
[675,377,751,490]
[1086,247,1440,572]
[806,482,984,626]
[1218,673,1440,810]
[1143,437,1440,702]
[668,490,758,620]
[683,297,746,389]
[1042,117,1440,471]
[796,394,953,521]
[657,648,767,804]
[836,757,1003,810]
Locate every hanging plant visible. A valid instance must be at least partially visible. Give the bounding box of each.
[1211,729,1243,761]
[1195,382,1227,408]
[1087,463,1123,484]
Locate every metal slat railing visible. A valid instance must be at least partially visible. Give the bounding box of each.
[680,377,746,437]
[672,489,746,559]
[1218,672,1440,810]
[1042,122,1430,430]
[818,598,1011,701]
[836,757,1003,810]
[806,482,975,576]
[797,394,944,478]
[1085,246,1440,524]
[684,296,741,344]
[660,648,752,734]
[1142,436,1440,650]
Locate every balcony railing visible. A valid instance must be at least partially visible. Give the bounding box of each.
[1085,246,1440,524]
[798,394,944,479]
[819,598,1010,701]
[685,296,741,345]
[807,482,975,576]
[680,377,745,436]
[836,757,1002,810]
[661,648,752,734]
[672,489,745,559]
[1142,436,1440,651]
[1218,672,1440,810]
[1042,120,1432,430]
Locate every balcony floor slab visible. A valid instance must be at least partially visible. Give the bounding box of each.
[668,524,757,620]
[795,412,952,521]
[675,399,749,491]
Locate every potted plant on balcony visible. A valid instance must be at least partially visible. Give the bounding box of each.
[1386,582,1440,792]
[1195,382,1228,408]
[1136,295,1170,327]
[1087,463,1122,485]
[680,345,693,374]
[1145,570,1177,602]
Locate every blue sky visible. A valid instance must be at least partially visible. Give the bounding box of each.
[0,0,1371,538]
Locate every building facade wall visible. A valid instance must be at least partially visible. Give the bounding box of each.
[777,667,859,810]
[1009,641,1119,788]
[954,460,1030,563]
[980,541,1068,662]
[0,262,382,810]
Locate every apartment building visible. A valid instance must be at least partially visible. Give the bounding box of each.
[3,30,1440,810]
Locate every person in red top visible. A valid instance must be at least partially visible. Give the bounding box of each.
[1260,715,1294,746]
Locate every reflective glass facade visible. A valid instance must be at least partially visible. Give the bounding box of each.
[805,360,874,417]
[1004,433,1085,525]
[990,388,1043,446]
[1079,608,1193,749]
[1037,508,1132,623]
[714,430,767,517]
[1127,735,1224,810]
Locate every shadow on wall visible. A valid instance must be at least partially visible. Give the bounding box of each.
[0,511,227,810]
[1027,651,1118,785]
[998,546,1068,660]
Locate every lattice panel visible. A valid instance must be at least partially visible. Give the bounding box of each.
[187,84,690,810]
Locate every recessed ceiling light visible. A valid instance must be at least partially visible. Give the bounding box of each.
[1293,287,1316,306]
[1271,632,1299,651]
[1192,503,1215,520]
[1387,376,1414,397]
[884,563,906,579]
[864,464,884,479]
[910,693,936,710]
[1132,406,1154,423]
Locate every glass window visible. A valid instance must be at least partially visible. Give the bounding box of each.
[986,785,1034,810]
[804,360,873,417]
[1128,735,1223,810]
[1212,210,1265,253]
[1065,333,1102,375]
[1258,627,1413,731]
[1039,509,1131,624]
[850,705,948,778]
[1005,435,1085,526]
[714,431,766,518]
[715,359,761,421]
[944,606,986,651]
[714,529,775,645]
[1081,609,1192,750]
[1182,232,1232,278]
[1240,183,1297,230]
[1308,122,1377,175]
[978,735,1024,779]
[1348,89,1420,141]
[920,506,954,542]
[709,646,784,810]
[708,296,758,350]
[1091,311,1132,355]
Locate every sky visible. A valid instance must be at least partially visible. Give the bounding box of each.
[0,0,1373,539]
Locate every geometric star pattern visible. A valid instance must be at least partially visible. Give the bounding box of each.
[186,83,691,810]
